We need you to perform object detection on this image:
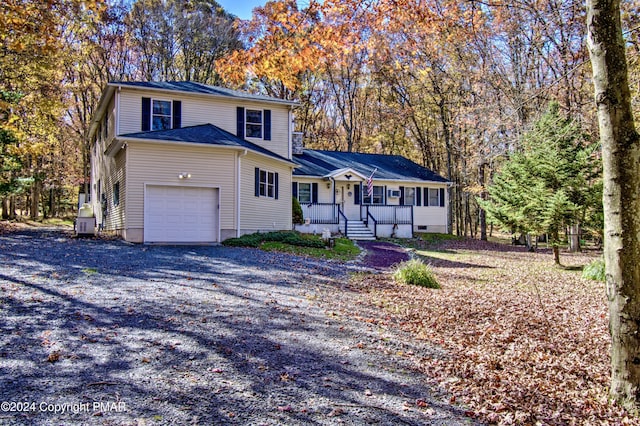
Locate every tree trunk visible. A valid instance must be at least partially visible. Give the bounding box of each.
[479,163,488,241]
[586,0,640,410]
[568,223,581,253]
[1,197,8,220]
[552,230,561,265]
[9,195,16,220]
[30,180,40,220]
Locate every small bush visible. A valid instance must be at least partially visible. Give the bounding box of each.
[292,197,304,225]
[393,258,440,288]
[582,258,605,282]
[222,231,325,249]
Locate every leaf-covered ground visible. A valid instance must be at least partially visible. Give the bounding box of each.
[331,239,638,425]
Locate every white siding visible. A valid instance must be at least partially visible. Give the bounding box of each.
[125,142,237,236]
[117,89,292,159]
[240,154,292,233]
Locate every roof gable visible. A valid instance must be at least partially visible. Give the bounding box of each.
[292,150,449,183]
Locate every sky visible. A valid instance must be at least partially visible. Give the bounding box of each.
[216,0,266,20]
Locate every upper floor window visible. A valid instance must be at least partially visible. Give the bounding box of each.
[246,109,262,138]
[142,98,181,132]
[152,100,172,131]
[237,107,271,140]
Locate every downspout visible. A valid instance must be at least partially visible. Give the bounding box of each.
[288,106,294,159]
[236,149,248,238]
[116,86,121,135]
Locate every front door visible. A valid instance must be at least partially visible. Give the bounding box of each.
[338,182,361,220]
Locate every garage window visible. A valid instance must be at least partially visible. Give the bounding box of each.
[254,168,279,199]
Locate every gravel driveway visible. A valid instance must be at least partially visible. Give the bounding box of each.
[0,228,473,425]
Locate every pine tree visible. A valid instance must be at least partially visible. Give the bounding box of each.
[480,102,601,264]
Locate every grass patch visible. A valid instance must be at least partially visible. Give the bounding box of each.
[582,258,605,282]
[223,231,360,261]
[385,233,461,251]
[393,258,440,288]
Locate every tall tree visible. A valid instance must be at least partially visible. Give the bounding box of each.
[586,0,640,411]
[480,102,599,264]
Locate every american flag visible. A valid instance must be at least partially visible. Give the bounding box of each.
[366,168,377,197]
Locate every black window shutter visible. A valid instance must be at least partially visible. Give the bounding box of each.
[384,186,387,205]
[440,188,445,207]
[274,173,279,199]
[172,100,182,129]
[354,184,360,204]
[237,107,245,139]
[264,109,271,140]
[416,187,422,206]
[141,97,151,131]
[254,167,260,197]
[424,188,429,206]
[399,186,405,205]
[292,182,298,198]
[311,182,318,203]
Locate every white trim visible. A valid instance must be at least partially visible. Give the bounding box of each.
[143,183,221,244]
[115,87,121,136]
[324,167,368,181]
[245,108,263,139]
[236,149,247,238]
[115,138,296,166]
[151,98,173,131]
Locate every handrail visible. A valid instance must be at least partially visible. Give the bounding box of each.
[367,209,378,238]
[338,206,348,236]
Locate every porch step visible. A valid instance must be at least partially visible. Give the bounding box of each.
[346,220,376,241]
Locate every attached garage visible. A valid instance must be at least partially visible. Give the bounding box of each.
[144,185,219,243]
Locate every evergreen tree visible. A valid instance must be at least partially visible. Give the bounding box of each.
[480,102,601,264]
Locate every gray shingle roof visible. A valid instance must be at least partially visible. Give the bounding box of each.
[119,124,292,163]
[292,150,449,183]
[109,81,298,106]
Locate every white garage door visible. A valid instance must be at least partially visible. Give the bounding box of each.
[144,185,218,243]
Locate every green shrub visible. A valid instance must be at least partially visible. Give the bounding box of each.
[292,197,304,225]
[222,231,325,249]
[393,258,440,289]
[582,258,605,282]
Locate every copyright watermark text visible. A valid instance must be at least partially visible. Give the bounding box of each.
[1,401,127,414]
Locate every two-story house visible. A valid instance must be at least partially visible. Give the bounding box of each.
[89,81,449,244]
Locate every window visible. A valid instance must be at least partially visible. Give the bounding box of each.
[363,186,384,205]
[246,109,263,138]
[113,182,120,206]
[404,187,415,205]
[260,170,276,198]
[428,188,439,206]
[152,100,172,130]
[297,183,312,204]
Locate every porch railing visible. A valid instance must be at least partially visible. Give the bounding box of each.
[338,207,348,235]
[302,203,339,224]
[361,205,413,225]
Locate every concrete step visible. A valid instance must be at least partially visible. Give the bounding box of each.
[345,220,376,240]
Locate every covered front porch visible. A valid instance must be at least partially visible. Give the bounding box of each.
[295,203,414,239]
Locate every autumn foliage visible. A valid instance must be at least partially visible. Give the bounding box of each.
[328,239,634,424]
